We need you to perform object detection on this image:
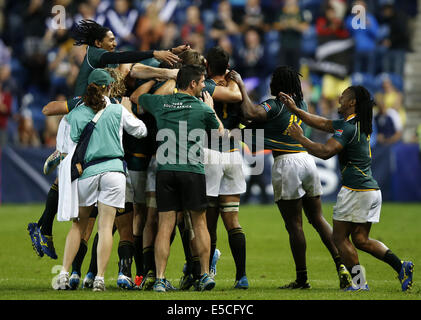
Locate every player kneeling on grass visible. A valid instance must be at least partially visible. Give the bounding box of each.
[279,86,414,292]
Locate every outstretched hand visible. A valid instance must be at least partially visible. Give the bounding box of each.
[154,50,181,66]
[278,92,298,112]
[202,90,214,109]
[226,70,243,85]
[171,44,191,55]
[286,122,304,140]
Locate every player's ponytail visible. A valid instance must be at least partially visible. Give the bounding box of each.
[270,66,303,105]
[350,85,374,137]
[72,19,110,47]
[83,83,107,113]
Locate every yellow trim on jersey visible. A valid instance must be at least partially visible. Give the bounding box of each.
[173,88,178,93]
[352,165,367,176]
[346,113,357,121]
[130,152,147,158]
[272,149,307,153]
[267,139,303,147]
[65,101,69,113]
[220,148,239,153]
[343,186,378,192]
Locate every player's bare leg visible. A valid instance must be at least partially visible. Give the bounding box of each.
[277,199,310,289]
[302,196,342,270]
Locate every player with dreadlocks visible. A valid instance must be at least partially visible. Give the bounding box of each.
[228,66,345,290]
[278,85,414,292]
[71,19,184,96]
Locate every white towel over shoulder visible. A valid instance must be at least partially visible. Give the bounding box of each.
[57,141,78,221]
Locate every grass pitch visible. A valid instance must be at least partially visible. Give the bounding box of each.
[0,203,420,300]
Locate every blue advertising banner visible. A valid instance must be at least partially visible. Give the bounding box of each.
[0,146,57,203]
[0,144,420,204]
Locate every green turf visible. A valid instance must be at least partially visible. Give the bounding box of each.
[0,203,420,300]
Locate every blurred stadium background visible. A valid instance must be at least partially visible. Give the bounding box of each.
[0,0,420,204]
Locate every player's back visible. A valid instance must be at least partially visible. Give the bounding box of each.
[251,98,308,153]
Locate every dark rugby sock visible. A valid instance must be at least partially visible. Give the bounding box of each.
[228,228,246,280]
[192,256,201,280]
[38,183,59,236]
[87,233,99,275]
[143,246,155,275]
[133,235,144,277]
[118,241,134,277]
[178,221,193,274]
[170,225,176,246]
[333,255,343,272]
[72,240,88,276]
[296,269,308,284]
[383,250,403,274]
[209,240,217,270]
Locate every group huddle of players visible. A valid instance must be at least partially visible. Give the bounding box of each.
[27,19,414,293]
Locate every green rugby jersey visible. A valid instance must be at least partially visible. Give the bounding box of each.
[249,98,308,153]
[66,96,121,113]
[332,114,379,191]
[124,69,163,171]
[123,102,157,171]
[138,92,220,174]
[204,79,242,152]
[74,46,118,96]
[66,96,83,113]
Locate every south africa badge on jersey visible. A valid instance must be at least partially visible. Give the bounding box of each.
[261,102,271,112]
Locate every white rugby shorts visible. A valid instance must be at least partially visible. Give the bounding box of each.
[126,170,147,204]
[271,152,322,201]
[145,156,157,192]
[78,172,126,209]
[333,187,382,223]
[204,148,246,197]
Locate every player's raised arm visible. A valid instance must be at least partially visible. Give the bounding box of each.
[42,101,68,116]
[203,90,224,135]
[130,80,157,105]
[278,92,334,133]
[211,79,242,103]
[153,79,176,95]
[227,70,267,121]
[130,63,178,81]
[287,122,343,160]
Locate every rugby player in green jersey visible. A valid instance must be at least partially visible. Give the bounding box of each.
[228,67,344,290]
[130,50,214,291]
[279,86,414,292]
[201,47,248,289]
[138,64,224,292]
